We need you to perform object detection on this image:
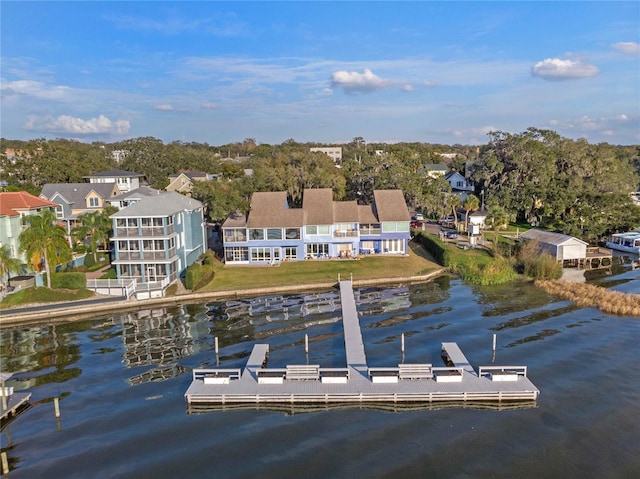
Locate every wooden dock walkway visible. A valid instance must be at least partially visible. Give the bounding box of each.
[185,281,540,407]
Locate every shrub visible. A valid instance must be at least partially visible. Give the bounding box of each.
[50,272,86,290]
[413,231,452,266]
[185,263,203,289]
[450,257,517,285]
[84,254,96,269]
[518,240,562,280]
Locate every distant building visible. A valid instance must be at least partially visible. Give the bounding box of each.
[109,186,163,210]
[84,170,144,193]
[166,171,218,194]
[421,164,449,178]
[310,147,343,164]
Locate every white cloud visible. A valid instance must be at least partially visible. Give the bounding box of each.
[331,68,391,94]
[24,114,130,135]
[402,84,414,92]
[1,79,71,100]
[531,58,599,80]
[200,102,218,109]
[423,80,438,87]
[154,104,175,111]
[612,42,640,55]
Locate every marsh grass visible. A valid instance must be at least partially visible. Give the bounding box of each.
[536,279,640,317]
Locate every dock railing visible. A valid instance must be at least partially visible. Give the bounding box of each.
[193,368,241,382]
[478,366,527,378]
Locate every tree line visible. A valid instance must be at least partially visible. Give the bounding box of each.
[2,128,639,244]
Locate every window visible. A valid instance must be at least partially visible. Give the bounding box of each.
[251,247,271,261]
[225,247,248,262]
[249,228,264,240]
[285,228,300,239]
[267,228,282,240]
[284,247,297,260]
[55,205,64,219]
[306,243,329,258]
[224,228,247,242]
[306,225,330,235]
[382,222,395,233]
[396,222,409,232]
[89,197,99,207]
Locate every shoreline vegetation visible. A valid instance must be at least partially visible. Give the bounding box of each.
[535,279,640,317]
[2,233,638,322]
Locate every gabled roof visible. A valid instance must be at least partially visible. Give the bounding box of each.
[303,189,334,225]
[0,191,58,217]
[247,191,303,228]
[84,170,142,178]
[333,200,359,222]
[110,186,162,202]
[444,171,465,180]
[520,229,588,246]
[41,183,119,205]
[373,190,410,221]
[168,171,210,180]
[110,191,203,217]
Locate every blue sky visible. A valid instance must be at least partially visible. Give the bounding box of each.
[2,1,639,145]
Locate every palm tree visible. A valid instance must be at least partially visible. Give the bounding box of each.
[0,245,22,290]
[462,194,480,233]
[19,209,72,288]
[72,210,112,262]
[446,194,461,231]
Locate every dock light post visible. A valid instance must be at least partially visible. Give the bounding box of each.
[54,397,61,418]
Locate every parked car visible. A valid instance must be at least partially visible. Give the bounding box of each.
[412,213,425,222]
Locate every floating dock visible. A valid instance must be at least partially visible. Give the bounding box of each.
[1,372,32,427]
[185,281,539,408]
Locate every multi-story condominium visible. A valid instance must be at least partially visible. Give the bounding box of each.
[222,188,410,265]
[309,147,343,164]
[110,191,206,283]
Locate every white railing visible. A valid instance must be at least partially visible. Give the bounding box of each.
[87,278,137,298]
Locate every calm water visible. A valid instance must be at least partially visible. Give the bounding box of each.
[1,266,639,479]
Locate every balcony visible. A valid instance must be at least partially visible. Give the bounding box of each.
[114,225,175,237]
[116,248,177,261]
[359,227,381,235]
[333,230,359,238]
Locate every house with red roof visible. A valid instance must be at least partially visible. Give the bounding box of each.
[0,191,59,264]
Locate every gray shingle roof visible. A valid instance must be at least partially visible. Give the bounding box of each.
[373,190,410,221]
[303,189,334,225]
[110,186,162,202]
[84,170,142,178]
[110,191,203,217]
[41,183,118,205]
[247,191,304,228]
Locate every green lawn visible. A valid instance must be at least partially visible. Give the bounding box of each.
[0,287,95,309]
[200,240,442,292]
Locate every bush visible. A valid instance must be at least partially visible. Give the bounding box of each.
[518,240,563,280]
[84,253,96,269]
[449,257,518,285]
[184,263,203,289]
[50,272,86,290]
[412,231,452,266]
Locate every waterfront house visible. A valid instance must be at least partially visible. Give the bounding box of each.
[110,191,206,283]
[222,188,410,265]
[0,191,59,265]
[84,170,143,193]
[444,170,475,199]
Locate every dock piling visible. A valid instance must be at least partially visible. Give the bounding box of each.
[54,397,61,418]
[1,451,8,475]
[401,333,405,354]
[492,334,497,352]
